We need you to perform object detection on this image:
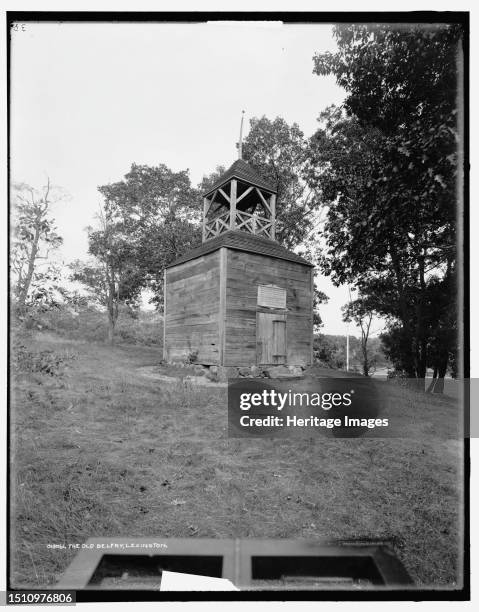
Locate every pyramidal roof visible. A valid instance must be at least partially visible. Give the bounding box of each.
[167,230,312,268]
[203,159,277,196]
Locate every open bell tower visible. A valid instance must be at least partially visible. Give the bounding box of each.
[163,116,313,372]
[202,160,277,242]
[202,114,277,242]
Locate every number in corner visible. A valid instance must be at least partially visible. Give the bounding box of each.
[7,591,75,605]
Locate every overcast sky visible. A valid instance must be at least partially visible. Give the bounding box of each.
[10,20,381,337]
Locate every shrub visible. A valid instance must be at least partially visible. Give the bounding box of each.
[14,301,164,347]
[12,343,73,378]
[115,310,163,346]
[37,305,108,342]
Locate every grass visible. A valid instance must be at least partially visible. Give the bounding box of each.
[10,331,464,589]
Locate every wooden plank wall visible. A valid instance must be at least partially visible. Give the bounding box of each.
[225,250,313,367]
[164,252,221,364]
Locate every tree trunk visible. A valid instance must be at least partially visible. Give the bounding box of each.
[426,367,438,393]
[17,224,41,310]
[389,246,416,378]
[432,356,449,394]
[107,299,118,345]
[362,345,369,377]
[107,319,115,345]
[432,377,445,394]
[415,252,428,390]
[106,277,117,346]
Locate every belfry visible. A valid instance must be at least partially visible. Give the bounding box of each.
[163,125,314,370]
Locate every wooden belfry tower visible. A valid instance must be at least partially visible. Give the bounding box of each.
[202,158,277,242]
[164,125,314,371]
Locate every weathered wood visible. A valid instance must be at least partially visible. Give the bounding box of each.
[165,242,313,367]
[204,210,230,240]
[227,267,310,286]
[219,247,226,365]
[228,251,310,275]
[209,190,217,209]
[165,251,221,364]
[166,323,219,333]
[167,287,220,304]
[202,198,208,242]
[218,187,230,203]
[229,179,237,230]
[257,312,287,365]
[167,255,216,278]
[225,249,312,366]
[228,258,311,276]
[167,270,219,287]
[236,185,254,204]
[167,281,220,297]
[255,187,271,215]
[270,193,276,240]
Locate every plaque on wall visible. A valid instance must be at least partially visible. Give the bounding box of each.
[257,285,287,309]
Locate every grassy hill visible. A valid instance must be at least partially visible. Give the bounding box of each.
[10,331,463,590]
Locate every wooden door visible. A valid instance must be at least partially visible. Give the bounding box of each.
[257,313,287,365]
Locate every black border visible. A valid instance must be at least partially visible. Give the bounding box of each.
[5,10,470,603]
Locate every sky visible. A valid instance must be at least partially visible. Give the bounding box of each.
[10,20,383,337]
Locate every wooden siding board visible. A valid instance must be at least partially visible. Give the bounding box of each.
[224,249,313,367]
[165,251,221,364]
[219,248,227,365]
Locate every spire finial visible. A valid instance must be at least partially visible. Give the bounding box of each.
[238,110,245,159]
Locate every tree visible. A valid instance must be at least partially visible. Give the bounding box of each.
[342,296,375,377]
[313,333,363,370]
[71,205,143,344]
[424,270,457,390]
[198,165,227,195]
[308,24,462,387]
[313,334,339,368]
[313,288,329,331]
[242,116,323,250]
[11,179,66,312]
[97,163,201,309]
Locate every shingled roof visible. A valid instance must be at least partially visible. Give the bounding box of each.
[167,230,313,268]
[203,159,277,196]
